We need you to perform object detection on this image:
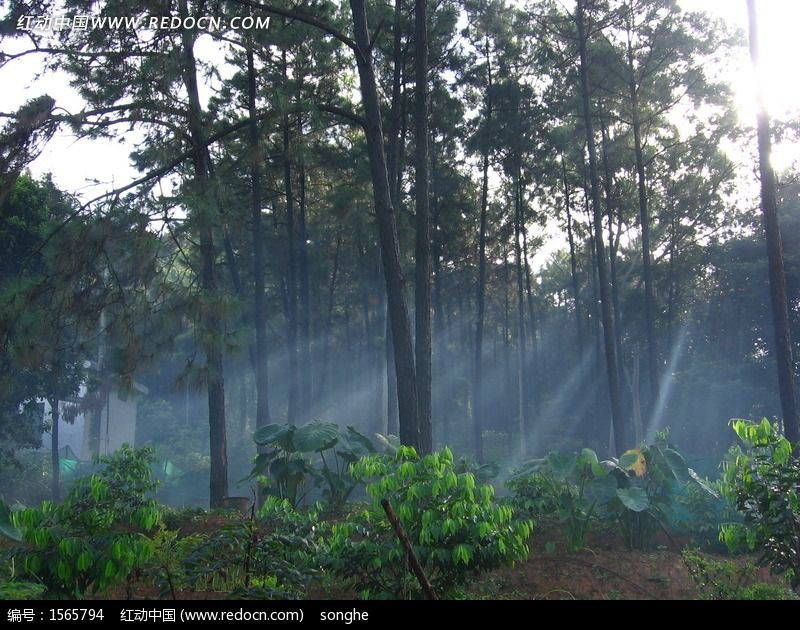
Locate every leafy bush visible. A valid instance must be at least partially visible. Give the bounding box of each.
[324,446,532,599]
[180,497,324,599]
[250,422,374,510]
[673,475,740,551]
[507,449,609,551]
[507,431,715,551]
[3,445,159,597]
[720,418,800,587]
[682,547,797,600]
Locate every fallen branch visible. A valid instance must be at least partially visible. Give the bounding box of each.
[380,499,437,600]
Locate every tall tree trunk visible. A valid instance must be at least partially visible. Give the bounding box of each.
[601,122,625,390]
[297,111,312,420]
[625,15,659,408]
[319,229,341,405]
[387,0,404,204]
[386,312,399,435]
[576,0,627,454]
[432,177,447,444]
[282,52,299,425]
[562,159,583,351]
[747,0,799,442]
[502,243,512,434]
[514,162,529,457]
[349,0,419,448]
[414,0,432,454]
[247,46,271,437]
[180,5,228,506]
[50,399,59,502]
[521,206,539,390]
[473,39,493,461]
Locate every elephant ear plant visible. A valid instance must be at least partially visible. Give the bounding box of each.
[508,430,715,551]
[248,421,375,510]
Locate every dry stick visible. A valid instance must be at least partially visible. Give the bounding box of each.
[380,499,438,600]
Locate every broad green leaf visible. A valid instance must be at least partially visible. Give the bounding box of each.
[585,473,619,505]
[293,421,339,453]
[254,424,294,449]
[662,447,690,484]
[616,486,650,512]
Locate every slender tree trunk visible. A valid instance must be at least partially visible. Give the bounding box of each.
[247,46,271,436]
[747,0,799,442]
[387,0,404,204]
[414,0,432,454]
[576,0,627,454]
[601,123,625,389]
[319,230,341,405]
[563,159,583,351]
[521,207,539,390]
[282,52,299,425]
[180,6,228,506]
[473,39,493,461]
[625,18,659,408]
[514,163,529,457]
[50,399,59,502]
[297,110,312,419]
[502,243,512,434]
[350,0,419,448]
[431,178,447,444]
[386,312,399,435]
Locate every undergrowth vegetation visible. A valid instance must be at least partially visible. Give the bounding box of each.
[1,420,798,600]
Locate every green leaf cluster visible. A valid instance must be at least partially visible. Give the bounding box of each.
[2,445,159,597]
[720,419,800,587]
[324,446,532,599]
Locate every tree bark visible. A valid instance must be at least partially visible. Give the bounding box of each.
[349,0,419,449]
[514,161,529,457]
[50,399,59,502]
[282,52,299,426]
[180,6,228,506]
[247,45,271,437]
[747,0,799,442]
[562,159,584,351]
[473,38,493,461]
[576,0,627,454]
[414,0,433,454]
[297,110,312,420]
[625,26,659,409]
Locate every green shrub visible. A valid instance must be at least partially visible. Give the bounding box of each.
[324,446,533,599]
[682,547,798,600]
[180,497,324,599]
[507,431,715,551]
[720,418,800,587]
[4,445,159,598]
[507,449,607,552]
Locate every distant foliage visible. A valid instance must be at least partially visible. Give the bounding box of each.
[721,419,800,587]
[324,446,532,599]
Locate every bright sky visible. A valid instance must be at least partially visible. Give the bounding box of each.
[0,1,797,205]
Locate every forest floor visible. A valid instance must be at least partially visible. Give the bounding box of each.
[469,530,698,600]
[465,526,782,600]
